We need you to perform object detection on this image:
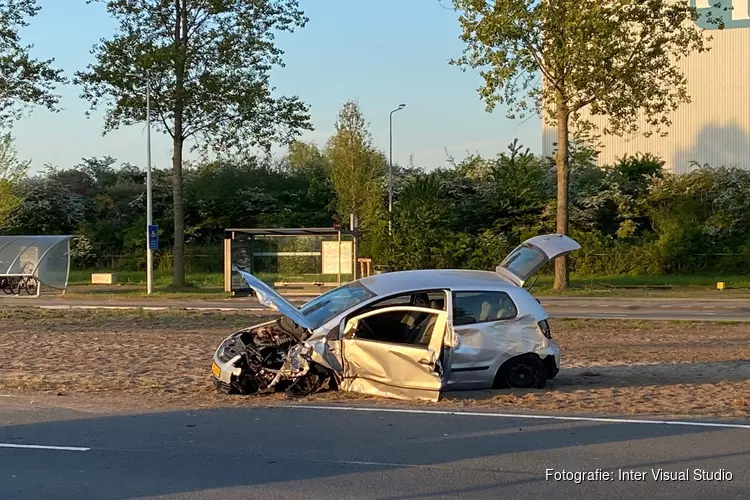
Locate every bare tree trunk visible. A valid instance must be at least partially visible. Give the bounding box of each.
[171,134,185,288]
[170,0,187,288]
[554,90,570,290]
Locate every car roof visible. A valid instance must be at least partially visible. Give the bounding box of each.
[358,269,515,296]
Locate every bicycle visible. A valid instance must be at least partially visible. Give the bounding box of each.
[0,277,20,295]
[0,277,11,295]
[22,276,39,296]
[0,276,39,296]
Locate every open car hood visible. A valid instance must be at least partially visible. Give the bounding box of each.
[495,233,581,286]
[236,269,313,330]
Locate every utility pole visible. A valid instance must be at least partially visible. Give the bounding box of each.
[145,73,153,295]
[388,103,406,235]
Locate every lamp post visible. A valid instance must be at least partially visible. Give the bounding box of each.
[128,71,154,295]
[388,103,406,235]
[145,72,153,295]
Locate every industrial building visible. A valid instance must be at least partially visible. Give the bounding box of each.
[542,1,750,174]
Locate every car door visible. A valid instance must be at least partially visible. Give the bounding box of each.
[447,290,522,389]
[339,306,448,402]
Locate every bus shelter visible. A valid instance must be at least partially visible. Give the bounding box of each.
[0,235,73,297]
[224,227,359,296]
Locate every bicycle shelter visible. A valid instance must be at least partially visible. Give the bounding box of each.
[0,235,73,297]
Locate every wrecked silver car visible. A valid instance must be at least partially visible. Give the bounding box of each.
[211,233,580,401]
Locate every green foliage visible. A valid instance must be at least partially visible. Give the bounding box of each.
[388,143,551,271]
[70,235,96,269]
[2,150,336,273]
[74,0,311,154]
[7,176,88,235]
[1,129,748,281]
[0,132,29,227]
[183,156,332,240]
[450,0,715,288]
[0,179,21,229]
[390,172,459,269]
[74,0,312,286]
[644,166,750,273]
[325,100,387,229]
[384,142,750,278]
[449,0,713,137]
[0,0,66,125]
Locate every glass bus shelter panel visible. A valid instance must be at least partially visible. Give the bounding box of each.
[228,233,356,294]
[0,235,72,290]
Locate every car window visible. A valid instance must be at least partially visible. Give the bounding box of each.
[366,290,447,311]
[352,309,440,347]
[299,281,375,329]
[453,291,518,326]
[499,244,546,281]
[375,294,413,307]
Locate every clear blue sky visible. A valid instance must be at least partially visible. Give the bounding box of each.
[13,0,541,173]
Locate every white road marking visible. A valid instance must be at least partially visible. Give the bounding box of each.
[318,459,446,469]
[290,405,750,430]
[0,443,90,452]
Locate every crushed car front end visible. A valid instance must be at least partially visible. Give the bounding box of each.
[211,317,335,396]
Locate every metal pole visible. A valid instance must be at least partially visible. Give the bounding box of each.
[350,214,358,280]
[388,110,393,236]
[145,73,153,296]
[388,104,405,236]
[337,230,342,286]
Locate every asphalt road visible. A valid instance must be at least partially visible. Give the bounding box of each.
[3,296,750,321]
[0,404,748,499]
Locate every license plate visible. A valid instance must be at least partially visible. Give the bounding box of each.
[211,362,221,378]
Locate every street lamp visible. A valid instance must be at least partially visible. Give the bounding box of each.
[389,103,406,235]
[129,72,154,295]
[144,72,153,296]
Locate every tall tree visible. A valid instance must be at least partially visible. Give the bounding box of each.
[0,0,66,124]
[450,0,717,288]
[325,100,386,229]
[0,0,64,226]
[75,0,312,287]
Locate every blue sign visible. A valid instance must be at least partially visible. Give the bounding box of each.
[148,224,158,250]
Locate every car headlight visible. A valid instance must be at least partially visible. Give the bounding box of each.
[217,336,237,361]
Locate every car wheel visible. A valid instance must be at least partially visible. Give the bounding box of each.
[495,355,546,389]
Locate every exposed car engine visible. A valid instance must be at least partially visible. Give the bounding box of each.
[220,317,333,397]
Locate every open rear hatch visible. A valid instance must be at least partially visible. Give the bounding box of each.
[495,234,581,286]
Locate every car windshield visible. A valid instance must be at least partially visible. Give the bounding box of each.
[500,244,546,281]
[299,281,375,329]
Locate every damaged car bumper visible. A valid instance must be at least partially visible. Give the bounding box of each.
[211,322,335,397]
[538,343,561,378]
[211,350,242,392]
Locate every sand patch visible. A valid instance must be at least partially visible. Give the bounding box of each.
[0,311,748,417]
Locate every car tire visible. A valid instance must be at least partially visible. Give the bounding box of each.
[494,355,547,389]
